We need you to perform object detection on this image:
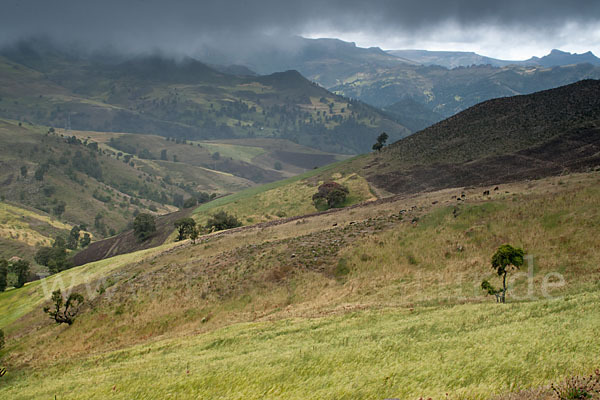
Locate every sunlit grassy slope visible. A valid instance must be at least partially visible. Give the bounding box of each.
[1,292,599,399]
[0,243,180,330]
[0,201,72,262]
[192,157,374,226]
[1,171,599,399]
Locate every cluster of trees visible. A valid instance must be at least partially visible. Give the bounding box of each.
[34,226,90,274]
[0,258,30,291]
[34,141,104,184]
[173,211,242,243]
[312,181,349,210]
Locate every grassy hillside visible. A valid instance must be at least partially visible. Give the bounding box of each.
[75,130,348,183]
[0,41,410,154]
[1,170,599,398]
[191,164,375,226]
[0,119,231,239]
[2,293,598,400]
[0,201,72,264]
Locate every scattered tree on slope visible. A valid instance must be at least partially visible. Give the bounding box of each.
[481,244,525,303]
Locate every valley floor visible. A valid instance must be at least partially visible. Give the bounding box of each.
[1,171,599,399]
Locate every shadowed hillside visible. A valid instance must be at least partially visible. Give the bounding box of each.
[360,80,600,194]
[0,40,409,154]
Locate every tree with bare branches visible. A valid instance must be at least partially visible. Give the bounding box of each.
[43,289,84,325]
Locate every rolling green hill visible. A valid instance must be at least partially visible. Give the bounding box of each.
[67,80,600,266]
[1,169,599,399]
[0,40,410,154]
[1,44,600,400]
[0,201,73,267]
[0,119,246,239]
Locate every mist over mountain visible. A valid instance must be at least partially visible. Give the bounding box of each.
[193,36,415,87]
[0,39,409,154]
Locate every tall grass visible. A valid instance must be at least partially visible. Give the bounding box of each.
[1,291,599,399]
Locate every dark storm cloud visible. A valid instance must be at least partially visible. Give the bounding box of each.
[0,0,598,52]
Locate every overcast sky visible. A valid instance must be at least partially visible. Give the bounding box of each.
[1,0,599,60]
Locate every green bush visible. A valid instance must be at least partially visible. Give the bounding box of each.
[205,211,241,232]
[312,181,349,210]
[133,213,156,242]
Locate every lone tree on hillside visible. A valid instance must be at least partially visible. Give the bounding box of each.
[43,289,84,325]
[189,226,199,244]
[312,181,349,210]
[133,213,157,242]
[372,132,388,152]
[481,244,525,303]
[205,211,241,232]
[174,218,197,241]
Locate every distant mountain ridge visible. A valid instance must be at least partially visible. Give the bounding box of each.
[195,36,415,87]
[527,49,600,67]
[330,62,600,130]
[187,36,600,132]
[387,48,600,69]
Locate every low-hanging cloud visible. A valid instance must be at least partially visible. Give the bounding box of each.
[1,0,599,57]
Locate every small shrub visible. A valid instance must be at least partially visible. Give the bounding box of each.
[183,197,198,208]
[552,370,600,400]
[11,259,30,288]
[334,258,350,278]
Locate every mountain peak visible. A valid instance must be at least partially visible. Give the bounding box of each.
[549,49,569,55]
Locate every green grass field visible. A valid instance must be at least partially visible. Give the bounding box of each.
[1,291,598,399]
[1,172,599,399]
